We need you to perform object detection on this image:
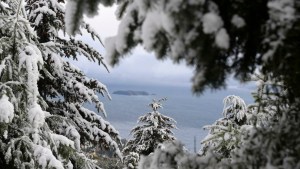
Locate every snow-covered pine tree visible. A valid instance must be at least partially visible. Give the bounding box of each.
[227,74,300,169]
[200,95,248,158]
[246,73,279,127]
[0,0,121,168]
[122,98,177,169]
[200,73,282,162]
[198,74,298,168]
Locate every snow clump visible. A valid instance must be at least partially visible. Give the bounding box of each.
[0,95,14,123]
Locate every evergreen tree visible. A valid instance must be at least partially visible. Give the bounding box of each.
[200,95,248,158]
[200,73,283,162]
[246,73,279,127]
[0,0,121,168]
[199,74,297,168]
[227,74,300,169]
[122,98,176,169]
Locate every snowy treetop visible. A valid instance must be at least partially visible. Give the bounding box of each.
[123,98,177,168]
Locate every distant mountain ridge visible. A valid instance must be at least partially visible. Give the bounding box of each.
[112,90,152,96]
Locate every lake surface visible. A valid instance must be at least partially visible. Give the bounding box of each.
[96,84,254,152]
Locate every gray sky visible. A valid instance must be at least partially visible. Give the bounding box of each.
[74,5,194,88]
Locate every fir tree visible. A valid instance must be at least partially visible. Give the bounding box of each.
[200,74,283,163]
[246,73,279,127]
[199,74,297,168]
[227,74,299,169]
[200,95,248,158]
[0,0,121,168]
[122,98,177,169]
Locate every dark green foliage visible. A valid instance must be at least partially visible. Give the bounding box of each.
[58,144,75,159]
[96,156,124,169]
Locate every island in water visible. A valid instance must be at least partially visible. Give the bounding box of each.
[112,90,154,96]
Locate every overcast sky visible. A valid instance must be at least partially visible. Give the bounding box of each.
[73,5,194,88]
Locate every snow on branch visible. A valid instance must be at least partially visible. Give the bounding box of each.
[0,94,14,123]
[18,44,44,103]
[65,0,115,35]
[33,144,64,169]
[222,95,247,122]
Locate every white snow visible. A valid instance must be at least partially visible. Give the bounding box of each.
[48,53,64,76]
[34,6,56,17]
[34,13,43,26]
[150,102,162,111]
[3,130,8,139]
[267,0,295,22]
[0,95,14,123]
[33,144,64,169]
[104,37,118,64]
[231,15,246,28]
[215,28,230,49]
[18,45,43,103]
[138,141,207,169]
[51,133,75,148]
[170,39,185,60]
[0,56,11,78]
[66,161,73,169]
[28,103,46,128]
[115,14,135,53]
[65,0,81,35]
[224,132,231,141]
[262,0,295,62]
[262,43,278,62]
[141,11,164,51]
[202,12,224,34]
[0,1,9,8]
[66,126,80,150]
[223,95,247,122]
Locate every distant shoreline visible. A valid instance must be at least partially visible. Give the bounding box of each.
[112,90,155,96]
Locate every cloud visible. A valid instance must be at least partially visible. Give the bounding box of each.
[74,46,194,87]
[108,47,193,87]
[84,5,120,40]
[73,5,194,88]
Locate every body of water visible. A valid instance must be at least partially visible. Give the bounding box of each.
[97,85,253,152]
